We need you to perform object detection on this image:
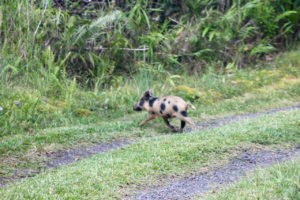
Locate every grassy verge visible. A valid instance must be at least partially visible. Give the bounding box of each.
[204,157,300,200]
[1,109,300,199]
[1,81,300,180]
[1,50,300,135]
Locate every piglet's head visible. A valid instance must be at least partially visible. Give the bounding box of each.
[133,90,153,111]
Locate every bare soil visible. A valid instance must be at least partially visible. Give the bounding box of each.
[46,139,130,168]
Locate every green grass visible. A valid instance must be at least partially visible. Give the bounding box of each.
[204,158,300,200]
[1,79,300,179]
[1,109,300,199]
[1,77,300,157]
[1,50,300,181]
[0,49,300,188]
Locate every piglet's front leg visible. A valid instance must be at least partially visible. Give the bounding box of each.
[139,114,157,127]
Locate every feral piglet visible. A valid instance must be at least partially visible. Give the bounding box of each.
[133,90,195,132]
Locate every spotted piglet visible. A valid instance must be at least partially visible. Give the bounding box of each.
[133,90,195,132]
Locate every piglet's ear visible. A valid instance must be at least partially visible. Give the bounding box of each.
[143,90,152,100]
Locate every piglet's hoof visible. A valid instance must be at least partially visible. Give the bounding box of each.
[171,128,179,133]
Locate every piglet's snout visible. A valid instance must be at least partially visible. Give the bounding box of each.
[133,103,143,111]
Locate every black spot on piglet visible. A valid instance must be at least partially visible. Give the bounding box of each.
[173,105,178,112]
[180,111,187,117]
[149,97,157,107]
[160,103,166,111]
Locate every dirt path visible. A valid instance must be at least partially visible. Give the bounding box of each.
[0,139,131,187]
[46,139,130,168]
[1,103,300,187]
[132,145,300,200]
[188,103,300,132]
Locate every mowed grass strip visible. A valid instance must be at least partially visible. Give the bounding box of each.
[203,157,300,200]
[1,110,300,199]
[2,78,300,157]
